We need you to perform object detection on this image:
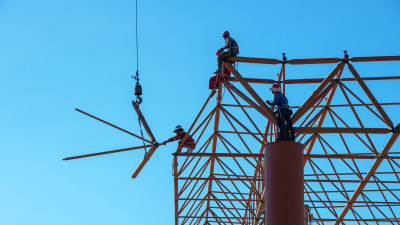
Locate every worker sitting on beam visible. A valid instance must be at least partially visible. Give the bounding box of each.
[209,50,231,89]
[266,83,295,141]
[162,125,196,152]
[214,30,239,74]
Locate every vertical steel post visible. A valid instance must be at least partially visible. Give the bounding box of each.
[265,141,304,225]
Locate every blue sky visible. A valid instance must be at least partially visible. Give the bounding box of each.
[1,0,400,224]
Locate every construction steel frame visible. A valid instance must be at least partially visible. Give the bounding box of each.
[64,52,400,225]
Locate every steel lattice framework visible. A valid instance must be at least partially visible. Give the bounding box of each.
[64,52,400,225]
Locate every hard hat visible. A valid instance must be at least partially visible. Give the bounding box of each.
[216,49,221,55]
[222,31,230,37]
[173,125,184,132]
[269,83,281,92]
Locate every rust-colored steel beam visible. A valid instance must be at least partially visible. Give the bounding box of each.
[75,108,151,143]
[350,56,400,62]
[308,80,338,109]
[179,177,263,181]
[177,89,216,153]
[305,179,399,183]
[132,101,156,142]
[228,56,281,64]
[295,127,391,134]
[292,63,345,123]
[174,154,179,225]
[225,63,277,125]
[176,153,263,158]
[226,77,275,84]
[131,146,157,179]
[205,78,224,222]
[312,218,400,222]
[334,125,400,225]
[224,81,270,119]
[179,198,262,201]
[306,200,400,205]
[347,63,393,128]
[227,76,400,85]
[223,102,400,109]
[174,54,400,225]
[288,57,341,65]
[63,145,153,160]
[175,152,400,159]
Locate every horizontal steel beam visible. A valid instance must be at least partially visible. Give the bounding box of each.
[175,152,400,159]
[228,55,400,64]
[296,127,392,134]
[350,56,400,62]
[226,75,400,84]
[228,56,281,64]
[63,145,153,160]
[222,102,400,109]
[288,57,341,65]
[179,177,263,181]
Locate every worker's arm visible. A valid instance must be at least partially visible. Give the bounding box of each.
[269,93,282,106]
[165,135,178,143]
[223,37,232,49]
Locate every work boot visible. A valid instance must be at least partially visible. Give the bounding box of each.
[214,69,221,74]
[276,137,285,141]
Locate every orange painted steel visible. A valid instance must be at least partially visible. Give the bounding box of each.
[63,145,153,160]
[350,55,400,62]
[288,57,341,65]
[75,108,151,143]
[132,101,156,142]
[227,75,400,84]
[265,141,305,225]
[224,81,271,119]
[131,146,157,178]
[228,56,281,64]
[334,123,400,225]
[292,63,345,123]
[225,63,278,125]
[295,127,392,134]
[347,63,394,128]
[67,53,400,225]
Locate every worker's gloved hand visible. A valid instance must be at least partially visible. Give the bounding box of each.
[219,48,224,52]
[266,100,271,105]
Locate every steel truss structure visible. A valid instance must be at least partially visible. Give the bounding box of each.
[65,52,400,225]
[172,52,400,225]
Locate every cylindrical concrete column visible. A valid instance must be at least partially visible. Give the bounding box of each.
[265,141,304,225]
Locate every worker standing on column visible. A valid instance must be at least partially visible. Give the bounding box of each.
[215,31,239,74]
[209,49,231,89]
[162,125,196,152]
[266,83,295,140]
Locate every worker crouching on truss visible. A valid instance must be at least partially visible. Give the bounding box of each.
[214,30,239,74]
[266,84,295,141]
[209,49,231,89]
[162,125,196,152]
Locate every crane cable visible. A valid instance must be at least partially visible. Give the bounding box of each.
[132,0,147,156]
[133,0,142,105]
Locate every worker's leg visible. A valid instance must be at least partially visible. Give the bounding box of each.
[277,112,285,139]
[217,54,223,72]
[217,52,233,73]
[282,108,295,139]
[186,147,193,153]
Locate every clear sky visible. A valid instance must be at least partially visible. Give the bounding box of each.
[1,0,400,224]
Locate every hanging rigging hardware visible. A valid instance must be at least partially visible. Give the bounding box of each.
[132,70,143,104]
